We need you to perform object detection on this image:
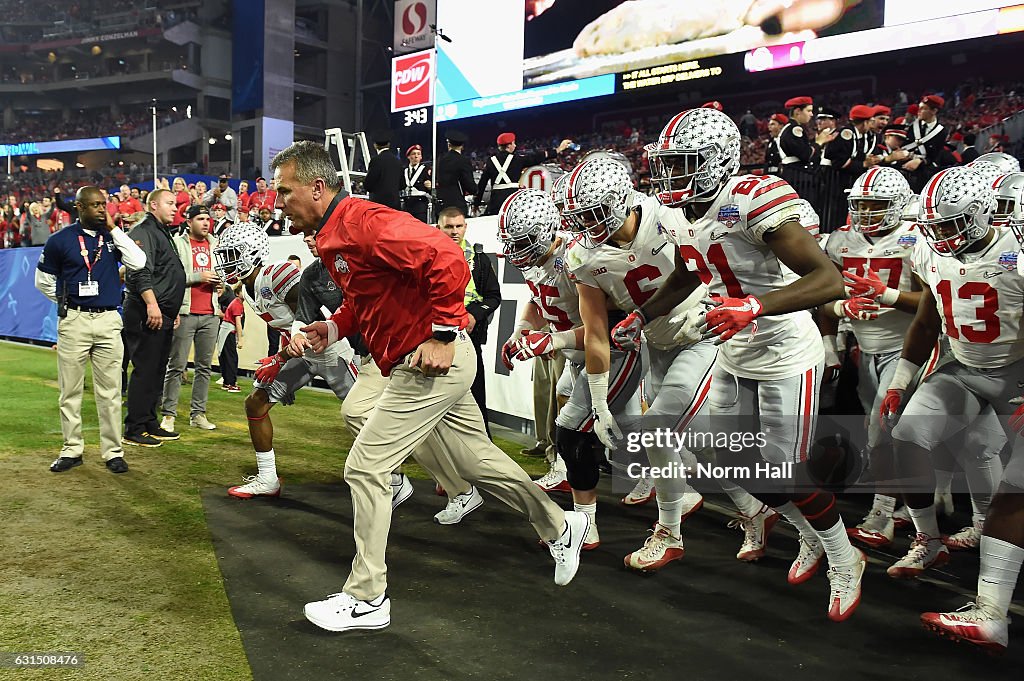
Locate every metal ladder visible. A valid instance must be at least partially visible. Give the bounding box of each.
[323,129,372,197]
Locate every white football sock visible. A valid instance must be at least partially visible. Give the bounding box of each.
[871,494,896,516]
[815,517,860,567]
[934,469,954,497]
[657,496,684,536]
[908,503,941,540]
[255,449,277,481]
[718,480,763,517]
[977,536,1024,618]
[573,502,597,519]
[774,501,817,542]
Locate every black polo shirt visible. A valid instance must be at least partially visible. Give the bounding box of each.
[37,222,123,308]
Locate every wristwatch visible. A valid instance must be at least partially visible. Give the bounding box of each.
[432,330,457,343]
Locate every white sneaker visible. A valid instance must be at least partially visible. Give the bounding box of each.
[728,504,779,562]
[887,533,950,578]
[216,376,224,385]
[624,523,685,573]
[921,600,1009,653]
[190,413,217,430]
[547,511,588,586]
[943,525,982,551]
[535,457,571,493]
[847,508,894,548]
[304,592,391,632]
[892,504,912,529]
[788,535,825,585]
[160,415,175,433]
[583,514,600,550]
[391,474,414,510]
[934,490,956,517]
[433,486,484,525]
[622,477,655,505]
[228,475,281,499]
[826,550,866,622]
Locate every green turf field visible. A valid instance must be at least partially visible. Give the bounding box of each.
[0,342,544,680]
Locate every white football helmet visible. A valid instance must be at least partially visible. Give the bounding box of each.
[581,149,635,179]
[966,160,1003,189]
[970,152,1020,174]
[795,199,820,241]
[993,172,1024,228]
[848,167,913,235]
[562,158,635,248]
[648,107,741,207]
[214,222,270,284]
[917,166,996,256]
[1010,190,1024,246]
[497,189,559,269]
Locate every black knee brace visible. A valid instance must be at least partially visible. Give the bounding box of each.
[556,425,602,491]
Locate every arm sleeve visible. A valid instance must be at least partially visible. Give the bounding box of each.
[223,190,237,211]
[293,265,322,328]
[110,227,147,271]
[466,252,502,322]
[34,269,58,302]
[369,215,470,327]
[54,192,76,214]
[125,225,156,294]
[201,190,216,207]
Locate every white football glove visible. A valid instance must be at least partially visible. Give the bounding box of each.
[588,371,622,449]
[668,306,705,346]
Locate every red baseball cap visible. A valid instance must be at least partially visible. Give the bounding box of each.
[496,132,516,145]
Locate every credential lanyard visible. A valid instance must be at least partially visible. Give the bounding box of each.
[78,234,104,281]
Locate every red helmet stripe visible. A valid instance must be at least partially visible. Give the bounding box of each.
[565,162,588,211]
[660,110,690,151]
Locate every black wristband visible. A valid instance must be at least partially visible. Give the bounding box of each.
[432,330,457,343]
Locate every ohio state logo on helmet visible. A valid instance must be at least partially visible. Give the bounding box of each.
[213,222,271,284]
[848,166,912,235]
[649,107,741,207]
[497,189,559,269]
[918,166,996,257]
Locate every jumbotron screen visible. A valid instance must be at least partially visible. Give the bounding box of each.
[417,0,1024,121]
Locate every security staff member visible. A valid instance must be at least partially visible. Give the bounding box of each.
[435,130,476,217]
[401,144,432,224]
[123,188,187,448]
[35,186,146,473]
[364,130,403,210]
[475,132,573,216]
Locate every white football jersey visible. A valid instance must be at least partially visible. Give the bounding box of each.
[242,261,341,362]
[565,195,706,350]
[825,222,919,355]
[912,228,1024,369]
[673,174,824,380]
[522,236,584,364]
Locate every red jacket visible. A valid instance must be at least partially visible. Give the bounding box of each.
[247,189,277,213]
[318,194,470,374]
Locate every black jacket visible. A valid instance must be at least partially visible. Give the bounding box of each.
[475,148,555,215]
[296,258,368,355]
[436,150,476,214]
[466,244,502,346]
[365,147,403,210]
[124,213,186,315]
[53,190,78,222]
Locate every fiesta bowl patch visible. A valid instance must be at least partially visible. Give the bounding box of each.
[999,251,1017,271]
[897,234,917,248]
[717,204,740,228]
[260,286,273,300]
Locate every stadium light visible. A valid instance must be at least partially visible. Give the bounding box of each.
[208,137,217,145]
[186,105,192,119]
[75,162,84,168]
[224,133,232,141]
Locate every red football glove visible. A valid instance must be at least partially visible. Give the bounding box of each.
[255,354,286,383]
[879,388,903,431]
[611,310,646,351]
[702,295,762,343]
[512,331,556,361]
[1009,398,1024,436]
[841,296,880,321]
[843,267,887,300]
[501,329,530,370]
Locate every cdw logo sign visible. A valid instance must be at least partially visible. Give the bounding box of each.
[391,50,434,112]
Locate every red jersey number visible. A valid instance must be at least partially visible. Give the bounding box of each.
[526,280,573,331]
[623,263,664,307]
[842,256,903,290]
[678,243,744,297]
[935,280,1000,343]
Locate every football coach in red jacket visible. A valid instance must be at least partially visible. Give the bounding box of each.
[270,140,587,634]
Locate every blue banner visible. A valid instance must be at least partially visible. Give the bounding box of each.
[0,247,57,343]
[0,136,121,158]
[232,0,265,114]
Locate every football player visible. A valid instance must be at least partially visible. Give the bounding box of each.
[969,152,1020,175]
[991,172,1024,228]
[894,168,1024,652]
[499,188,643,550]
[561,157,745,573]
[213,223,358,498]
[635,107,866,621]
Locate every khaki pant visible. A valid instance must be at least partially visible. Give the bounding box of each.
[56,309,125,461]
[342,339,566,600]
[533,353,566,462]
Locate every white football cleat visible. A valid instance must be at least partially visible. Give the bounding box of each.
[943,525,981,551]
[433,486,484,525]
[826,550,866,622]
[892,504,911,529]
[391,473,414,510]
[228,475,282,499]
[921,601,1009,653]
[728,504,780,562]
[547,511,589,586]
[624,524,685,573]
[788,535,825,585]
[622,477,655,505]
[847,508,894,548]
[887,533,950,579]
[304,592,391,632]
[680,491,704,523]
[535,456,571,493]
